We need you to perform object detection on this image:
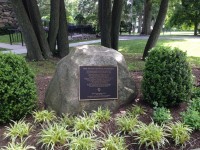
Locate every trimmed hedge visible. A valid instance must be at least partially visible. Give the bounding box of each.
[0,53,37,123]
[142,46,193,107]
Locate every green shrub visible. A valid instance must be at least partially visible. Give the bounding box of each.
[188,98,200,112]
[181,97,200,130]
[191,86,200,99]
[181,109,200,130]
[0,53,37,123]
[142,46,193,107]
[153,107,172,125]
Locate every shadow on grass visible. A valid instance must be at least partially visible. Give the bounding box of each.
[0,48,10,51]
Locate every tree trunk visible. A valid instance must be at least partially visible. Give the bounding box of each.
[194,22,198,36]
[111,0,124,50]
[142,0,169,60]
[141,0,152,35]
[98,0,102,32]
[137,13,143,33]
[48,0,60,54]
[57,0,69,58]
[194,13,198,36]
[23,0,52,59]
[10,0,44,60]
[100,0,112,48]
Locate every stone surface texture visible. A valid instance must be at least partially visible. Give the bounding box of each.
[45,45,137,115]
[0,2,17,28]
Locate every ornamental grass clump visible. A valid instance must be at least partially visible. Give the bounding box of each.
[142,46,193,107]
[135,122,168,150]
[166,122,192,146]
[38,123,71,150]
[0,53,37,123]
[126,105,145,117]
[100,133,127,150]
[4,120,33,142]
[68,133,97,150]
[73,111,100,134]
[33,110,57,124]
[58,113,75,128]
[1,140,36,150]
[115,115,139,134]
[91,107,111,122]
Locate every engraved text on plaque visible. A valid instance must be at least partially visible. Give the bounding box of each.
[79,66,118,100]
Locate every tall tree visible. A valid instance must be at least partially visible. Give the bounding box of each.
[57,0,69,58]
[98,0,102,33]
[182,0,200,35]
[10,0,69,60]
[169,0,200,35]
[111,0,124,50]
[48,0,69,57]
[137,12,143,33]
[142,0,169,59]
[99,0,112,48]
[141,0,152,35]
[132,0,145,34]
[48,0,60,54]
[99,0,124,50]
[10,0,52,60]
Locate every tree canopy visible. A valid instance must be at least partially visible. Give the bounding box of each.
[10,0,200,61]
[168,0,200,35]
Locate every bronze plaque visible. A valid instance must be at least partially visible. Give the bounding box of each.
[79,66,118,100]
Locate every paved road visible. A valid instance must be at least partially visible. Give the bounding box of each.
[0,35,200,54]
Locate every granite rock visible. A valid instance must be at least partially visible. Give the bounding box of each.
[45,45,137,115]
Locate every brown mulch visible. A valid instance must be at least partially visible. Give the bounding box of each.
[0,68,200,149]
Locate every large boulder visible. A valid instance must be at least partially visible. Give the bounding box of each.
[45,45,137,115]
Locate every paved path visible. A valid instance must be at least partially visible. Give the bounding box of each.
[0,39,102,54]
[0,43,27,54]
[0,35,200,54]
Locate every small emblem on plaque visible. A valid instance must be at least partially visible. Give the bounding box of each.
[97,88,101,92]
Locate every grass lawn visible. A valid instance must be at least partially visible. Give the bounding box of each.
[0,35,10,43]
[119,38,200,71]
[0,33,196,74]
[28,59,59,76]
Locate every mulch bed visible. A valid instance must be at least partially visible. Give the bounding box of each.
[0,68,200,149]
